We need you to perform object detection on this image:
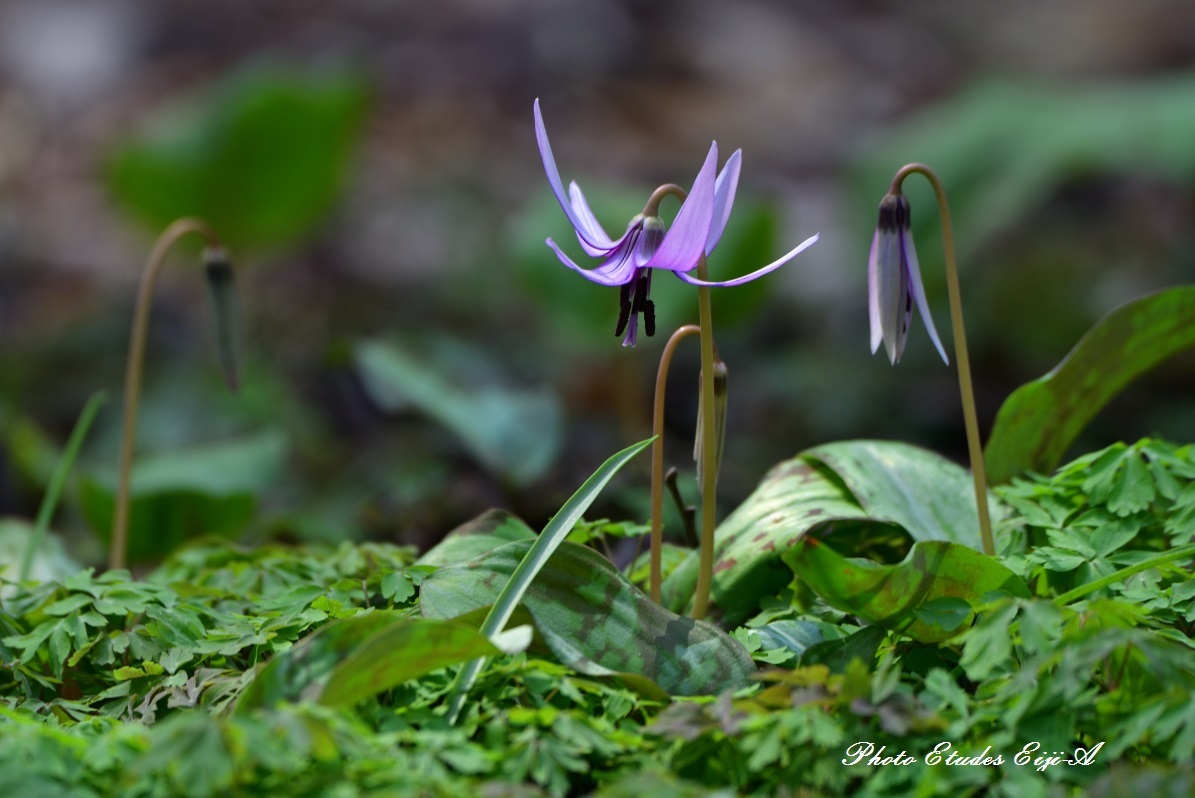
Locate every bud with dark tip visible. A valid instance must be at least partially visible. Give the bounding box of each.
[203,247,241,392]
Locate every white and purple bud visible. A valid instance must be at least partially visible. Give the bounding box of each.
[868,192,948,366]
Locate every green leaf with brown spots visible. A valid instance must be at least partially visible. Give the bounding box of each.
[985,286,1195,484]
[416,509,536,568]
[661,440,997,625]
[420,540,756,696]
[782,536,1030,643]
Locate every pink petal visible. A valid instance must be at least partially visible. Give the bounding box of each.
[674,233,818,287]
[546,237,637,287]
[867,230,883,354]
[569,181,622,257]
[902,233,949,365]
[534,99,609,252]
[706,149,741,255]
[644,142,718,272]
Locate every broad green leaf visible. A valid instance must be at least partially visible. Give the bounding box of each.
[236,612,513,712]
[108,65,367,249]
[79,432,287,561]
[355,338,564,486]
[662,440,996,625]
[803,440,997,549]
[439,437,653,722]
[235,611,397,711]
[783,537,1030,643]
[319,620,527,709]
[416,509,536,568]
[858,77,1195,263]
[421,540,755,696]
[985,287,1195,483]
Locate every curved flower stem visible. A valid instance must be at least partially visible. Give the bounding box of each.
[692,256,719,620]
[891,164,994,557]
[649,324,701,601]
[110,218,223,571]
[1052,543,1195,607]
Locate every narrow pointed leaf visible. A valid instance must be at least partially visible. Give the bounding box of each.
[20,391,106,581]
[444,437,654,722]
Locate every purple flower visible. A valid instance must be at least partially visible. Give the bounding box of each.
[534,99,819,347]
[868,193,948,365]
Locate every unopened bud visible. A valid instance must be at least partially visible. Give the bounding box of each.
[694,358,729,495]
[203,248,241,392]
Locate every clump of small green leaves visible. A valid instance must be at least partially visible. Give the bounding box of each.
[3,438,1195,796]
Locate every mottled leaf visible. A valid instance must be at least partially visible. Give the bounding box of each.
[416,509,536,568]
[421,540,756,696]
[986,287,1195,483]
[784,536,1030,643]
[662,440,996,625]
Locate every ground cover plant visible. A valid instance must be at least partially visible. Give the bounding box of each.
[4,88,1195,798]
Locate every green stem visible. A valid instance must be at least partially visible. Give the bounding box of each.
[650,324,701,602]
[18,392,107,582]
[1053,543,1195,606]
[692,255,718,620]
[110,218,222,571]
[892,164,994,556]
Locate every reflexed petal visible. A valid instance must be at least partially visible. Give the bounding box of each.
[569,181,620,256]
[674,233,819,287]
[902,231,950,365]
[706,149,741,255]
[534,99,609,252]
[867,230,883,355]
[545,237,638,286]
[644,142,718,272]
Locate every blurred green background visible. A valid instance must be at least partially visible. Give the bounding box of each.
[2,0,1195,565]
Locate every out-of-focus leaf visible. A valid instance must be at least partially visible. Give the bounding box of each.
[80,432,287,561]
[662,440,997,625]
[416,509,536,568]
[421,539,756,696]
[986,287,1195,484]
[783,537,1030,643]
[108,65,367,248]
[0,520,81,596]
[355,338,563,486]
[858,76,1195,259]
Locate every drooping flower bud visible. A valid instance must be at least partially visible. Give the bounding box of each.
[694,357,729,494]
[868,192,948,366]
[203,247,242,391]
